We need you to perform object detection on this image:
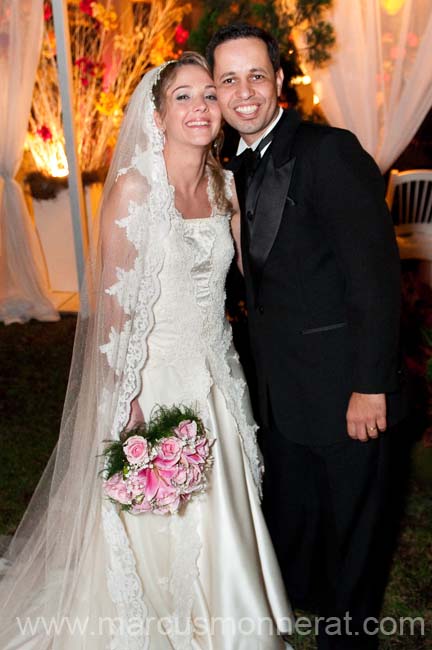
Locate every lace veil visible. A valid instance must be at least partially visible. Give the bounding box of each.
[0,63,177,650]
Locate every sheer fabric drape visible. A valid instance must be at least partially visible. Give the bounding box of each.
[0,65,181,650]
[305,0,432,172]
[0,0,58,324]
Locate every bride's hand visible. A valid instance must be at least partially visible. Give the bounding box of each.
[126,398,145,431]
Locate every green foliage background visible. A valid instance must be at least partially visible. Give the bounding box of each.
[189,0,336,83]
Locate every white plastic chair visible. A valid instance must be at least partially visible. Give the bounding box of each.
[386,169,432,261]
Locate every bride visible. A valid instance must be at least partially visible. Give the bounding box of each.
[0,52,293,649]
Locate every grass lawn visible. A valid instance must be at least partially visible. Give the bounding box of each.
[0,315,431,648]
[0,315,76,535]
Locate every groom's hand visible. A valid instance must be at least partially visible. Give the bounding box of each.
[346,392,386,442]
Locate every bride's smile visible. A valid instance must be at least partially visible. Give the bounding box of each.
[155,65,221,150]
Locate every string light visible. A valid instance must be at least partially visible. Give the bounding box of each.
[291,75,312,86]
[380,0,405,16]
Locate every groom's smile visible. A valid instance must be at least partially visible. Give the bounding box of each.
[235,103,260,116]
[212,37,283,145]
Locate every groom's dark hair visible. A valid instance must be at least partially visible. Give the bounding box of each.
[206,23,281,74]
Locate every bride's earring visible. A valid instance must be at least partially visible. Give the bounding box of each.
[211,131,223,160]
[153,110,166,151]
[154,127,165,152]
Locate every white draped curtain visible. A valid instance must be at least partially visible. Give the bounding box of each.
[0,0,58,324]
[306,0,432,172]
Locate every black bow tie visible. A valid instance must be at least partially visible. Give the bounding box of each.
[241,148,260,178]
[232,128,275,178]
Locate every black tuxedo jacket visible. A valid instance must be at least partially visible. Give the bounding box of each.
[230,110,404,445]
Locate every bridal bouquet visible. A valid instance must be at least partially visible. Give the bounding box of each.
[102,405,213,515]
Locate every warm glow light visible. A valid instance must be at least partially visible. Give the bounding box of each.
[380,0,405,15]
[291,75,312,86]
[28,0,191,177]
[313,94,320,105]
[26,134,69,178]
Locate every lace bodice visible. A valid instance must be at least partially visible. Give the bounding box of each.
[101,170,261,489]
[146,204,234,370]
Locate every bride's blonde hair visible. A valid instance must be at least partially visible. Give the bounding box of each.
[152,52,232,215]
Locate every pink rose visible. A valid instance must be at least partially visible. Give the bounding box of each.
[123,435,149,466]
[175,420,197,441]
[195,438,209,461]
[185,465,203,493]
[171,463,188,487]
[104,472,131,505]
[157,483,179,505]
[154,437,182,469]
[182,445,202,465]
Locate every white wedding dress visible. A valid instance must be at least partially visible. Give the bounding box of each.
[115,174,293,649]
[1,171,293,650]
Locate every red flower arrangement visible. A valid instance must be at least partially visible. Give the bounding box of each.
[79,0,94,17]
[28,0,192,178]
[36,125,53,142]
[174,24,189,46]
[43,2,52,21]
[75,57,104,87]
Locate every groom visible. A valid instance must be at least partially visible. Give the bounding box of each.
[207,24,405,650]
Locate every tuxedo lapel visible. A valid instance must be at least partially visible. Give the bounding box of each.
[249,156,296,278]
[248,110,301,283]
[228,110,302,298]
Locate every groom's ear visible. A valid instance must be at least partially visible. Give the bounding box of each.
[276,68,284,98]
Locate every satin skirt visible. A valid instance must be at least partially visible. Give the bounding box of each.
[118,360,294,649]
[3,362,293,650]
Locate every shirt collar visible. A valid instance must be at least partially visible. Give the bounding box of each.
[236,107,283,156]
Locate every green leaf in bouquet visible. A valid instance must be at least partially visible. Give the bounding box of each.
[145,404,205,443]
[101,439,126,479]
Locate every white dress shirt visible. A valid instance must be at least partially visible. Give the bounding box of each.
[236,107,284,157]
